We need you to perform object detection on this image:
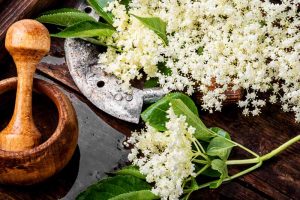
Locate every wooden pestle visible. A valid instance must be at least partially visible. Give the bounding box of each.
[0,19,50,151]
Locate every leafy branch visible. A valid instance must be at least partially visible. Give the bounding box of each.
[37,0,169,48]
[76,93,299,200]
[36,1,117,46]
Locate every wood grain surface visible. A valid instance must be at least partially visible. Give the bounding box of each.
[0,0,299,199]
[0,0,58,47]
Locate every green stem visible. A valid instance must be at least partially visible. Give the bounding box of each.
[195,164,210,177]
[260,134,300,161]
[227,161,262,180]
[184,161,263,194]
[185,135,300,194]
[193,159,209,165]
[226,134,300,165]
[183,164,210,188]
[226,158,259,165]
[195,139,205,153]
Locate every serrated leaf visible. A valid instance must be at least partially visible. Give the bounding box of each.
[51,21,115,38]
[132,14,168,45]
[207,130,235,160]
[37,8,95,27]
[210,159,228,189]
[40,8,82,15]
[141,93,198,131]
[88,0,114,25]
[170,99,214,141]
[115,165,145,179]
[76,175,157,200]
[110,190,158,200]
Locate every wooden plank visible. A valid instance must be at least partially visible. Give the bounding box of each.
[0,0,299,198]
[201,104,300,199]
[0,0,58,45]
[191,181,269,200]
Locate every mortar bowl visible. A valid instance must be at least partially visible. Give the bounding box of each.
[0,77,78,185]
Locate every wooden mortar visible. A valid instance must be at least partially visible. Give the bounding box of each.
[0,78,78,185]
[0,19,78,185]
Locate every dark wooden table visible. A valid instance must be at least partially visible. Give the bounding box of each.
[0,1,299,199]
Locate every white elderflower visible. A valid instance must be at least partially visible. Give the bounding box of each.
[127,108,196,200]
[99,0,300,121]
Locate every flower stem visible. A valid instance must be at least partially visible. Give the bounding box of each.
[226,158,259,165]
[193,159,209,165]
[260,134,300,161]
[185,135,300,194]
[226,134,300,165]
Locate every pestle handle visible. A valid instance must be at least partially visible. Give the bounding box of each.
[0,20,50,151]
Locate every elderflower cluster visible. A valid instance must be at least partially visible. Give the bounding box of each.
[126,108,196,200]
[99,1,165,90]
[99,0,300,121]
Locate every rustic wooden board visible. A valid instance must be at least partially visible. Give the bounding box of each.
[0,0,299,199]
[0,0,58,41]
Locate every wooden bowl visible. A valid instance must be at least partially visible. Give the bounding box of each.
[0,77,78,185]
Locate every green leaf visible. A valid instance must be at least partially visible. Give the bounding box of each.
[170,99,214,141]
[120,0,131,10]
[210,159,228,189]
[110,190,158,200]
[157,62,172,76]
[76,175,157,200]
[210,127,231,139]
[39,8,82,15]
[141,93,198,131]
[201,167,221,178]
[37,8,96,27]
[207,128,235,160]
[88,0,114,25]
[132,14,168,45]
[51,21,115,38]
[197,46,204,55]
[115,166,145,180]
[190,177,199,189]
[144,62,171,88]
[144,78,159,88]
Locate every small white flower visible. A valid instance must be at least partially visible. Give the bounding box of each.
[99,0,300,121]
[127,107,196,200]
